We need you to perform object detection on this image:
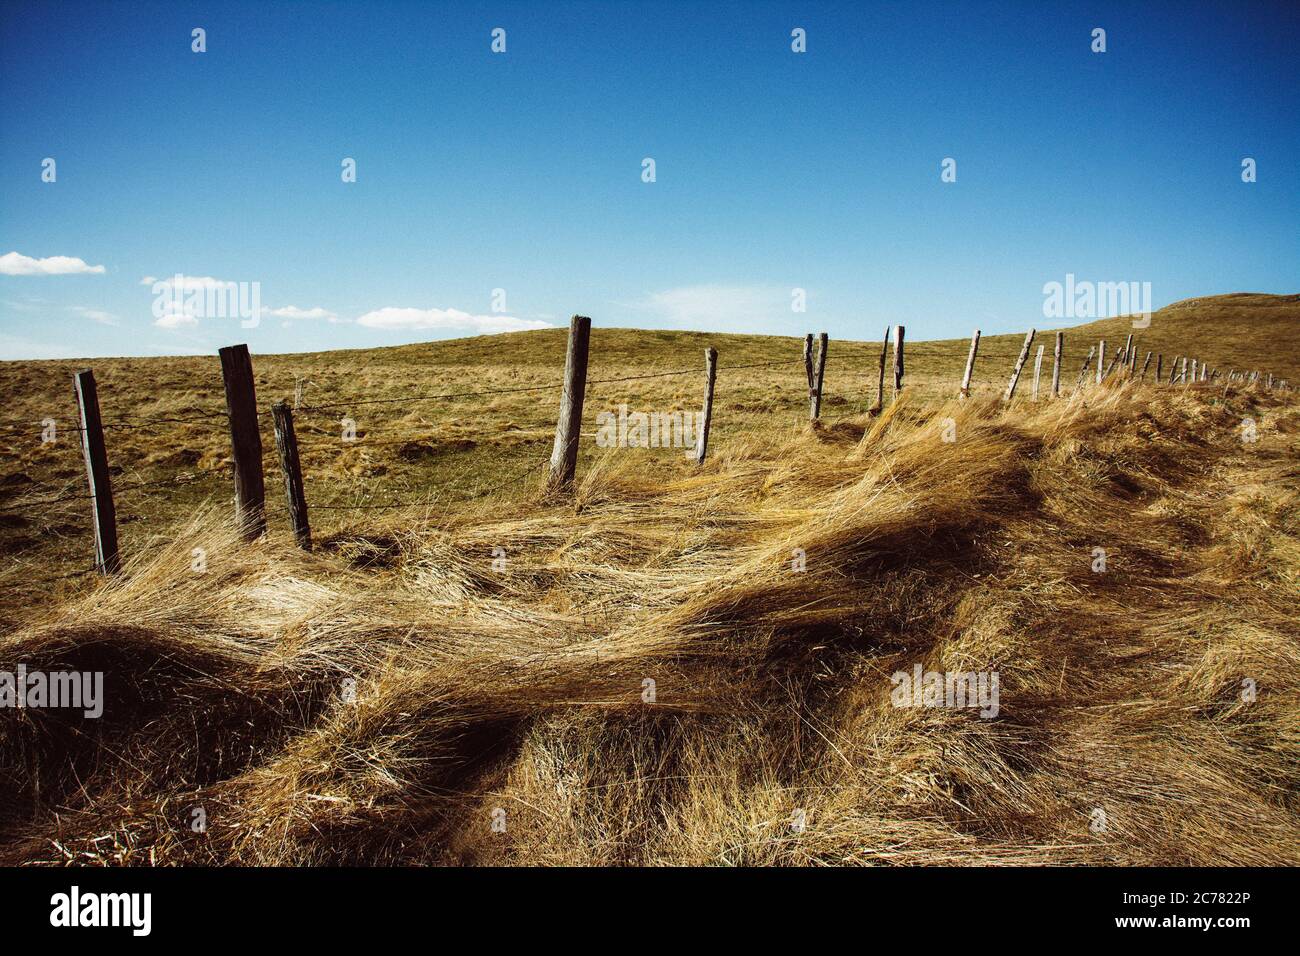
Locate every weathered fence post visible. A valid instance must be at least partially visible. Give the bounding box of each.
[1156,354,1163,383]
[959,330,980,399]
[218,344,266,539]
[1122,334,1133,374]
[1005,329,1036,401]
[1031,343,1045,401]
[1179,357,1188,384]
[694,347,718,464]
[1052,332,1063,398]
[1130,345,1138,374]
[1139,351,1152,381]
[1190,358,1198,385]
[73,370,120,574]
[810,332,828,420]
[271,402,311,550]
[547,315,592,491]
[1096,339,1105,384]
[892,325,905,400]
[870,326,889,413]
[1076,345,1096,388]
[1103,347,1122,381]
[802,334,814,406]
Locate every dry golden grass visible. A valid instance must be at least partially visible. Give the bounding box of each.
[0,293,1296,865]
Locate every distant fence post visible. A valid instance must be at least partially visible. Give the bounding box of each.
[219,344,267,539]
[694,347,718,464]
[73,370,120,574]
[1096,339,1105,384]
[271,402,311,550]
[810,332,828,419]
[1139,351,1152,381]
[1005,329,1036,401]
[1031,343,1045,401]
[546,314,592,491]
[1121,334,1133,373]
[870,326,889,413]
[892,325,906,400]
[959,329,980,399]
[1052,332,1063,398]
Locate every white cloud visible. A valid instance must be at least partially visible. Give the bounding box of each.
[70,306,119,326]
[154,309,199,329]
[263,304,343,323]
[620,284,792,333]
[0,252,106,276]
[355,306,552,335]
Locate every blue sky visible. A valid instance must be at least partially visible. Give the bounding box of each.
[1,0,1296,359]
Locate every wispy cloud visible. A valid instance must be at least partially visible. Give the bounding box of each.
[0,252,106,276]
[263,305,342,324]
[70,306,119,326]
[619,284,795,333]
[355,306,552,335]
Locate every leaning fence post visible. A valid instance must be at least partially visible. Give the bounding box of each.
[1139,351,1152,381]
[892,325,905,400]
[1031,343,1045,401]
[810,333,828,419]
[802,334,814,402]
[218,344,266,539]
[1096,339,1105,384]
[959,329,980,399]
[694,347,718,464]
[1052,332,1063,398]
[73,370,120,574]
[870,326,889,413]
[1076,345,1095,388]
[1005,329,1036,401]
[547,315,592,491]
[271,402,311,550]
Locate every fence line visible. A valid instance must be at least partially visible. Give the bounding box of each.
[2,318,1290,574]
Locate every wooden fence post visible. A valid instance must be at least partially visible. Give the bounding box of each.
[892,325,905,400]
[1031,343,1045,401]
[1122,334,1133,374]
[802,334,814,407]
[547,315,592,491]
[73,370,120,574]
[1005,329,1036,401]
[1139,351,1152,381]
[694,347,718,464]
[1102,347,1123,381]
[218,344,266,539]
[1076,345,1095,388]
[1190,358,1198,384]
[1096,339,1105,384]
[810,332,828,420]
[959,329,980,399]
[1130,345,1138,374]
[271,402,311,550]
[1155,354,1163,383]
[870,326,889,413]
[1052,332,1063,398]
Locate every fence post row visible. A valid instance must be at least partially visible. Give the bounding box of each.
[959,329,980,400]
[73,369,121,574]
[1005,329,1036,401]
[271,402,311,550]
[892,325,906,400]
[811,332,828,420]
[1052,332,1063,398]
[547,314,592,491]
[219,344,267,540]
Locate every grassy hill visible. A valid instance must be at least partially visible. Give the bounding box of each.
[0,292,1297,865]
